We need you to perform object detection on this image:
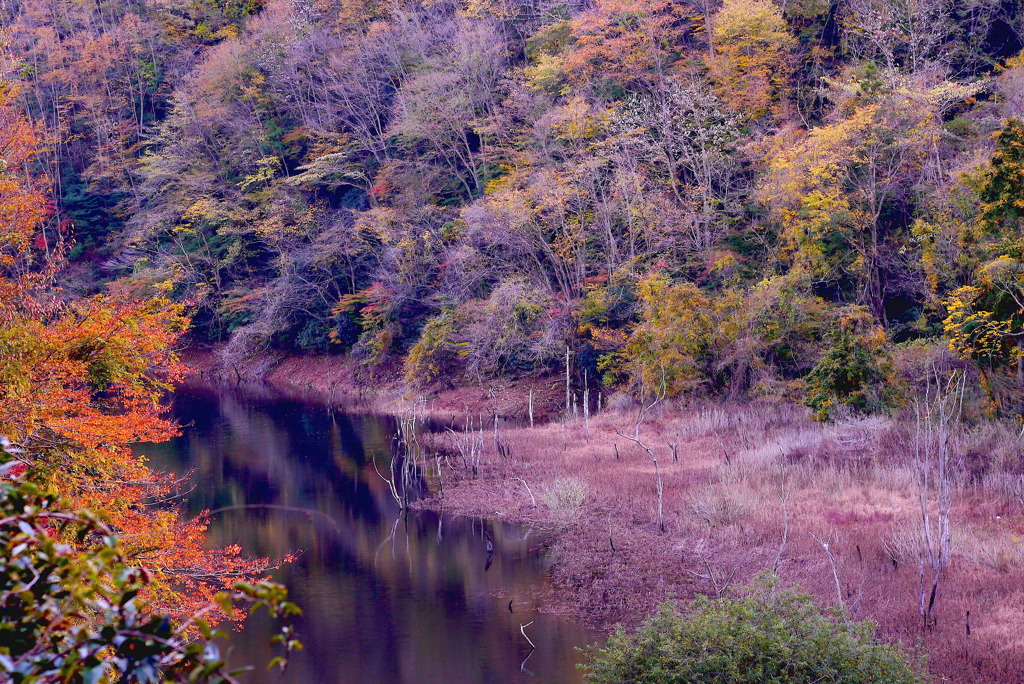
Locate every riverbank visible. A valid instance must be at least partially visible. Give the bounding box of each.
[180,348,1024,681]
[416,401,1024,683]
[180,347,566,421]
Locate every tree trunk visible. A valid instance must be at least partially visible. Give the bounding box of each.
[1017,339,1023,387]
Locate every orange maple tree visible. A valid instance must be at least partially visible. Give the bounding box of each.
[0,66,271,624]
[561,0,703,92]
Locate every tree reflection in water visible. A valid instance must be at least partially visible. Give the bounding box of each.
[138,384,598,684]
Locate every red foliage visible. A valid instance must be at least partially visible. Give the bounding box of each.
[562,0,703,90]
[0,68,271,624]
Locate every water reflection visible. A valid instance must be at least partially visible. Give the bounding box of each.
[138,385,597,684]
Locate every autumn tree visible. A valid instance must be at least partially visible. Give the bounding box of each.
[0,472,299,683]
[5,0,1017,411]
[944,119,1024,391]
[608,273,829,398]
[2,0,267,256]
[759,94,932,325]
[614,77,743,261]
[557,0,703,95]
[461,98,611,299]
[609,273,722,396]
[389,19,507,200]
[804,307,899,420]
[843,0,950,76]
[708,0,796,120]
[0,73,272,624]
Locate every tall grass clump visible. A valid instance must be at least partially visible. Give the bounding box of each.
[539,476,589,519]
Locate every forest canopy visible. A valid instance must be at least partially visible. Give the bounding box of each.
[2,0,1023,415]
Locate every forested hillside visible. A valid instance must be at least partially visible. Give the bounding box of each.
[4,0,1024,413]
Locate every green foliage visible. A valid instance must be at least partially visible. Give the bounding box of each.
[804,308,900,421]
[613,274,716,396]
[8,0,1019,402]
[943,120,1024,398]
[294,317,332,353]
[175,0,267,43]
[979,118,1024,233]
[944,116,975,141]
[582,577,923,683]
[0,464,300,683]
[608,275,828,398]
[525,20,573,61]
[717,276,829,396]
[404,310,468,387]
[61,182,125,261]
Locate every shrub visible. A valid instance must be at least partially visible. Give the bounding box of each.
[716,276,828,396]
[294,317,332,353]
[461,278,567,380]
[612,274,717,397]
[804,307,900,421]
[582,577,923,684]
[539,476,589,519]
[404,310,468,387]
[609,274,828,399]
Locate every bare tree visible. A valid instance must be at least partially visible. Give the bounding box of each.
[844,0,951,77]
[613,77,744,259]
[615,373,668,532]
[914,366,966,627]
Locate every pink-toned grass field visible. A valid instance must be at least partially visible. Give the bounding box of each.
[419,399,1024,682]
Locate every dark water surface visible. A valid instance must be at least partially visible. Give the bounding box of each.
[137,384,597,684]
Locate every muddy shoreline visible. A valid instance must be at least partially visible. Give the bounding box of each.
[179,347,673,631]
[180,346,567,422]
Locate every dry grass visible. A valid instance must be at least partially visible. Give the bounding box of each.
[957,526,1023,572]
[538,476,590,520]
[416,398,1024,682]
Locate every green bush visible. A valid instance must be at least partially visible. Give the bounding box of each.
[804,307,901,421]
[404,310,467,387]
[294,317,332,353]
[582,578,922,684]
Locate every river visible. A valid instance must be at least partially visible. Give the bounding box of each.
[136,384,598,684]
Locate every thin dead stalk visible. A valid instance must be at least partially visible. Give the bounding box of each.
[811,531,844,611]
[683,544,738,598]
[520,620,536,650]
[513,476,536,506]
[615,383,666,532]
[914,366,966,627]
[773,448,789,574]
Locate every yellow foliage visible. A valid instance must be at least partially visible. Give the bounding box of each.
[943,285,1013,364]
[404,311,468,387]
[549,97,610,144]
[617,274,715,396]
[610,273,828,398]
[759,103,930,292]
[524,54,568,93]
[709,0,795,119]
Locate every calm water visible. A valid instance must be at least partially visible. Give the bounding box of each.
[137,384,597,684]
